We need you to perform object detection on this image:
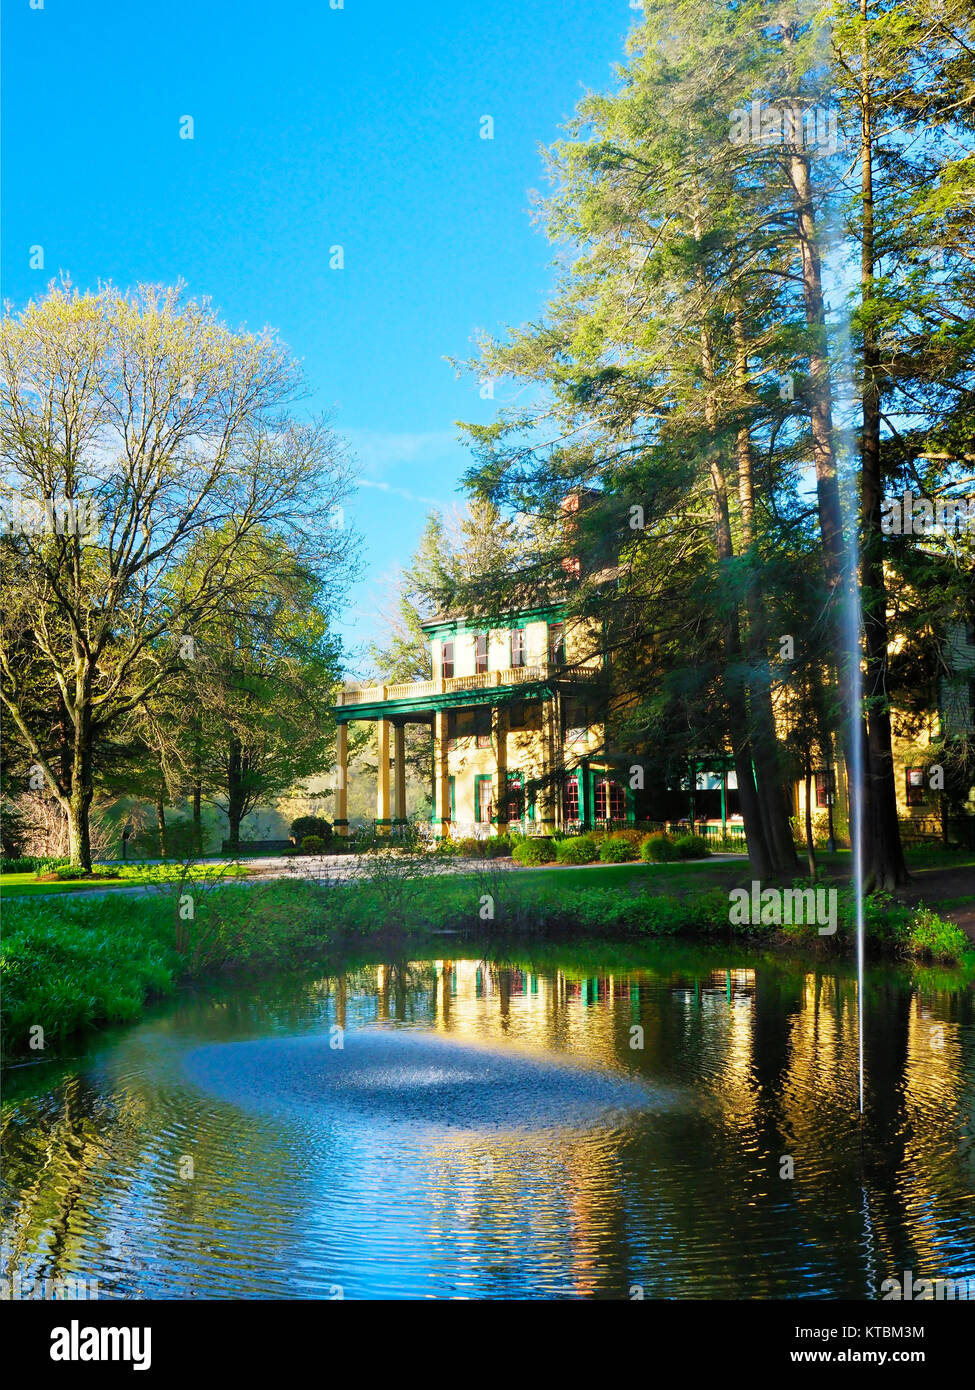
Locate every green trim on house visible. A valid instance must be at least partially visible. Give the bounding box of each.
[431,775,456,825]
[333,676,580,724]
[474,772,493,826]
[420,604,566,640]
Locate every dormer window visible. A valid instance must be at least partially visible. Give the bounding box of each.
[441,641,454,679]
[475,633,488,674]
[510,628,525,668]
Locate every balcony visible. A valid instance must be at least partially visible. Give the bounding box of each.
[335,661,601,709]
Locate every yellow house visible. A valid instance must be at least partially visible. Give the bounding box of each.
[331,605,640,837]
[332,598,973,844]
[789,619,975,837]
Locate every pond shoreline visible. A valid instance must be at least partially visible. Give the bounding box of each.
[4,940,974,1302]
[2,867,972,1063]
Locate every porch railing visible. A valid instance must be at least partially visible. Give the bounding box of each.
[336,660,600,707]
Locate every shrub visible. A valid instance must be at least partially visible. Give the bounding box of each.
[598,835,637,863]
[512,836,556,866]
[641,833,678,862]
[50,864,118,881]
[32,856,72,877]
[906,907,968,962]
[672,833,710,859]
[486,834,514,858]
[1,856,38,874]
[607,826,645,847]
[291,816,333,847]
[555,835,598,865]
[300,835,326,855]
[454,837,483,858]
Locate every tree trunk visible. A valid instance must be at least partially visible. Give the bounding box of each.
[67,703,93,870]
[858,4,909,891]
[785,150,848,612]
[192,780,203,857]
[698,308,773,881]
[226,738,245,852]
[732,306,799,874]
[804,758,817,881]
[785,146,871,860]
[706,438,773,880]
[156,794,167,860]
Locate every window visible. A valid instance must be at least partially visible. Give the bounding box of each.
[548,622,565,667]
[906,767,925,807]
[564,776,581,822]
[506,775,525,821]
[475,633,488,674]
[441,641,454,680]
[510,628,526,668]
[474,707,491,748]
[595,778,625,821]
[563,696,592,745]
[814,770,835,809]
[475,775,493,823]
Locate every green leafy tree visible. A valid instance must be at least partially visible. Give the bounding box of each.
[1,282,356,866]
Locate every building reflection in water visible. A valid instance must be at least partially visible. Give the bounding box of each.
[3,951,972,1300]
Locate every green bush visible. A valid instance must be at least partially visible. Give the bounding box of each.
[512,836,556,866]
[49,864,119,881]
[291,815,333,846]
[607,826,645,847]
[599,835,638,863]
[300,835,327,855]
[641,833,678,862]
[486,834,514,858]
[295,820,333,847]
[906,907,969,962]
[454,837,484,857]
[555,835,598,865]
[31,857,71,877]
[1,856,38,874]
[672,833,710,859]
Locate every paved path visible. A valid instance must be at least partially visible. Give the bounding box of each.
[5,852,747,902]
[6,855,517,903]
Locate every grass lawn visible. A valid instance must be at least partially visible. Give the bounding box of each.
[3,844,972,1057]
[499,858,749,892]
[0,864,248,898]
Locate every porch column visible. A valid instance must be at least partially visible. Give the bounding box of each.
[433,709,451,838]
[376,718,391,834]
[537,694,557,832]
[493,705,508,834]
[393,721,407,829]
[720,767,727,836]
[334,722,348,836]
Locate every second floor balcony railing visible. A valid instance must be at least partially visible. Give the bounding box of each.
[336,660,601,707]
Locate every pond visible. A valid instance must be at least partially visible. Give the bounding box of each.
[2,942,974,1300]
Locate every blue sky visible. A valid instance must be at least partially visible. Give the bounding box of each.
[3,0,637,671]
